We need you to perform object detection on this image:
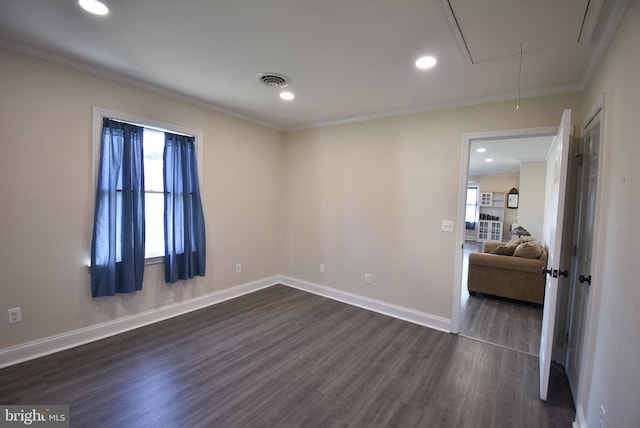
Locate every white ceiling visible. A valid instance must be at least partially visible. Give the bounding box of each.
[469,136,554,176]
[0,0,625,130]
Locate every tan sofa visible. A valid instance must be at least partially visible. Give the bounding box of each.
[467,239,547,305]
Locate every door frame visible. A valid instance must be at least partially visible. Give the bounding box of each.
[451,126,558,333]
[565,104,601,398]
[571,96,607,419]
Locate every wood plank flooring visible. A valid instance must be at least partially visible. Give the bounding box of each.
[460,240,543,355]
[0,285,574,427]
[460,292,543,355]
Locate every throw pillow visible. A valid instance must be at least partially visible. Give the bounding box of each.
[505,236,535,248]
[510,226,531,238]
[490,245,517,256]
[513,241,544,259]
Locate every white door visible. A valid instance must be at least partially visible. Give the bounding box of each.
[539,109,572,401]
[566,111,600,398]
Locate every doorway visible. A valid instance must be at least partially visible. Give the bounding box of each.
[565,107,602,400]
[452,110,580,401]
[451,127,557,355]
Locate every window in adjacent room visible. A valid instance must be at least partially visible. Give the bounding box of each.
[465,186,478,230]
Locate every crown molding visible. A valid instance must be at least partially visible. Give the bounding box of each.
[581,0,629,87]
[0,41,284,132]
[284,83,584,132]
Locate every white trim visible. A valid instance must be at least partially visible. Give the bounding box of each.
[582,100,603,133]
[0,277,279,369]
[279,276,452,333]
[462,127,559,142]
[581,0,629,87]
[0,41,282,131]
[452,126,559,333]
[573,95,607,425]
[0,40,586,133]
[451,130,471,334]
[0,275,455,369]
[284,87,583,132]
[574,404,588,428]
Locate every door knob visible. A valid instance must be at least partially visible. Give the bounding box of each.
[579,274,592,285]
[558,270,569,278]
[542,267,553,276]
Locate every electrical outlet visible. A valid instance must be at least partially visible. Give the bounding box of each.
[320,263,325,273]
[441,220,454,232]
[8,307,21,324]
[235,263,242,273]
[364,273,372,284]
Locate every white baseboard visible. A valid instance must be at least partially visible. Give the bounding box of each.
[1,275,452,369]
[0,276,279,369]
[278,275,452,333]
[573,405,588,428]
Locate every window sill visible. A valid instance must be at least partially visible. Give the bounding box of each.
[145,256,165,265]
[86,256,165,271]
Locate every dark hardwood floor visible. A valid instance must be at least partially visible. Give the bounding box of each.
[0,285,574,427]
[460,240,543,355]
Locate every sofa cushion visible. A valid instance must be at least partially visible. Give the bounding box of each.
[469,252,547,274]
[488,236,535,256]
[513,240,544,259]
[507,236,536,246]
[490,245,517,256]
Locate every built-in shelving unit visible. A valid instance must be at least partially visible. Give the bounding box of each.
[477,192,505,242]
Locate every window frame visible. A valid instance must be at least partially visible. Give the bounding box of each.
[465,185,479,228]
[91,107,204,265]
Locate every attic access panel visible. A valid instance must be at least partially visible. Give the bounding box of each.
[446,0,591,64]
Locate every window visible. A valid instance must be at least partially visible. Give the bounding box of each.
[143,129,166,259]
[91,108,203,262]
[466,186,478,230]
[90,108,206,296]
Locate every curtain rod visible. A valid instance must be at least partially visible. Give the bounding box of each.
[104,116,195,138]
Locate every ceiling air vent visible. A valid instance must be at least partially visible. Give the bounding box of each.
[258,73,290,88]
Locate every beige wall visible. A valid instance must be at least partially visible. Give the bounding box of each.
[0,48,284,349]
[1,6,637,422]
[577,2,640,427]
[0,44,586,367]
[518,161,547,239]
[282,93,582,319]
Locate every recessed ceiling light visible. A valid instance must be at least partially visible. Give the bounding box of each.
[485,158,494,163]
[79,0,109,16]
[280,91,295,101]
[476,148,487,153]
[415,56,437,70]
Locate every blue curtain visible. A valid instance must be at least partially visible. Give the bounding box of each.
[91,118,145,297]
[164,133,206,283]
